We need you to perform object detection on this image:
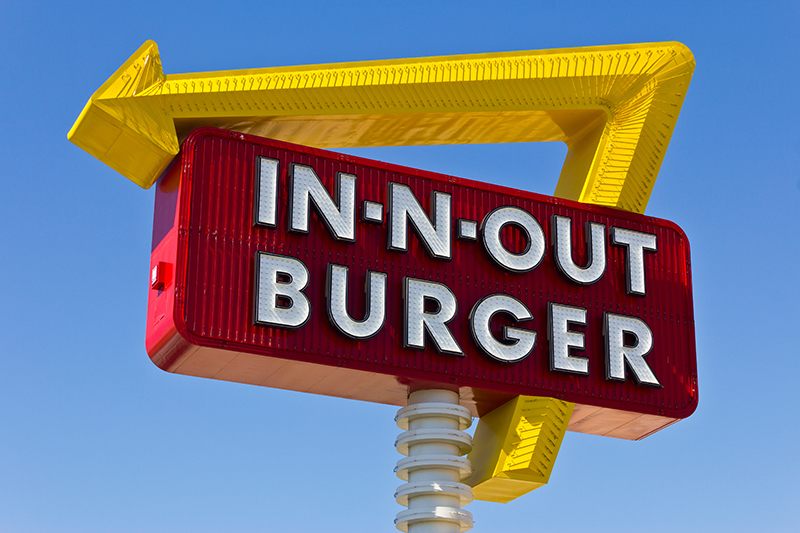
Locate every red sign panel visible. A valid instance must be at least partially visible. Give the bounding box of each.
[146,128,697,439]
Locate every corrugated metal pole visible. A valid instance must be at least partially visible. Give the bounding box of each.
[394,390,474,532]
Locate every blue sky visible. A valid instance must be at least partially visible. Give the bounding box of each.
[2,1,799,532]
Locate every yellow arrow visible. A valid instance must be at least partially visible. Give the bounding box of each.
[68,40,693,213]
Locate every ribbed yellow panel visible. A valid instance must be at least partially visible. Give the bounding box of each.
[68,40,693,212]
[466,396,574,503]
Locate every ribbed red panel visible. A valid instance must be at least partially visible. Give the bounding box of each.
[157,128,697,420]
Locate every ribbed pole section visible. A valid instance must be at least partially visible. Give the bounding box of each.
[394,389,474,533]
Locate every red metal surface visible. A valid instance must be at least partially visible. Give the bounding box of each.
[146,128,697,439]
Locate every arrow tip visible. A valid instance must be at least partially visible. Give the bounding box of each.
[68,40,178,189]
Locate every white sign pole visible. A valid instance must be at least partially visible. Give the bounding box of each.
[394,389,475,532]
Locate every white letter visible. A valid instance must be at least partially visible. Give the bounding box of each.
[254,156,279,227]
[604,313,661,387]
[610,228,657,296]
[326,264,387,340]
[548,303,588,375]
[470,294,536,363]
[388,183,451,260]
[481,206,545,273]
[403,278,462,355]
[289,164,356,242]
[254,252,311,329]
[553,215,606,285]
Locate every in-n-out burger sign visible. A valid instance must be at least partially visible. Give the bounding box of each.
[256,158,660,386]
[147,129,698,439]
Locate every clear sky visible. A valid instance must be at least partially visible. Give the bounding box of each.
[1,1,799,532]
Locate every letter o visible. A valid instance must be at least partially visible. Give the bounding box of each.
[481,206,545,273]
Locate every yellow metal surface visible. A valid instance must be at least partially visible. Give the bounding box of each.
[68,42,179,189]
[69,41,693,212]
[465,396,574,503]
